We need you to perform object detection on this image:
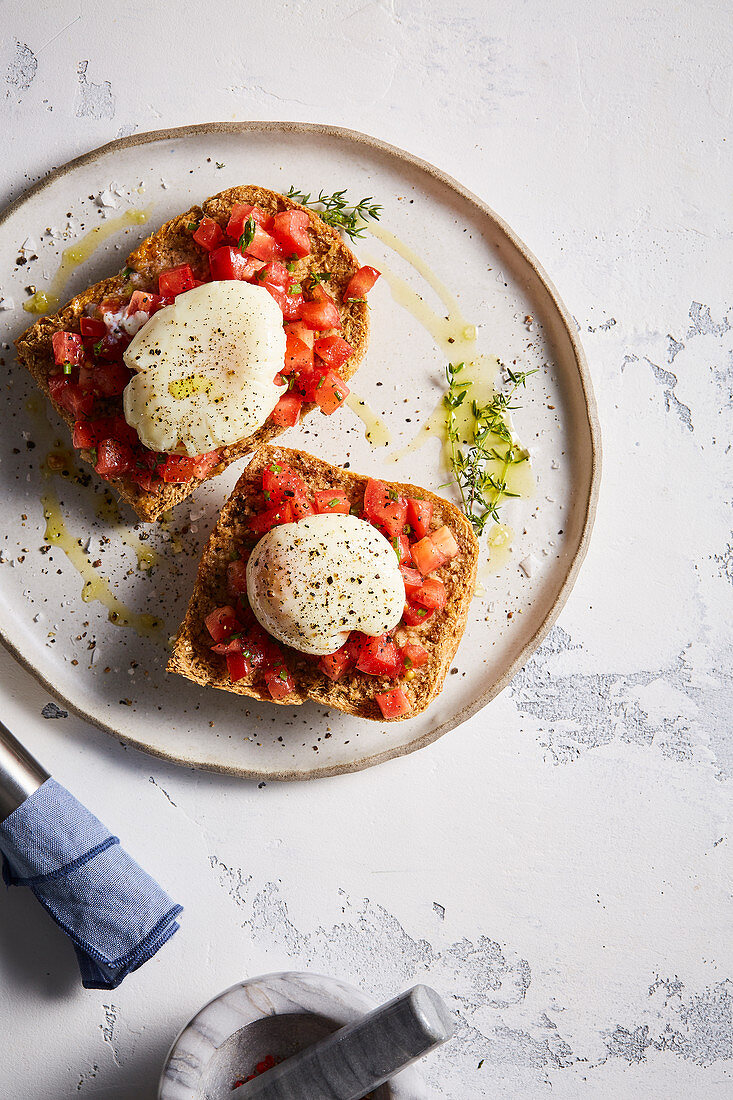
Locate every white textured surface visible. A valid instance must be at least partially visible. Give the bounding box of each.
[0,2,730,1097]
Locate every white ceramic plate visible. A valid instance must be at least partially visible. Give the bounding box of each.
[0,123,599,779]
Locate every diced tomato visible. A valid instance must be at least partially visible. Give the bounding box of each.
[263,283,287,314]
[102,413,139,447]
[271,209,311,258]
[290,491,315,521]
[411,535,447,576]
[313,335,354,371]
[430,525,460,560]
[391,533,412,564]
[226,559,248,599]
[210,636,243,655]
[402,603,435,628]
[226,203,270,240]
[271,393,303,428]
[350,633,400,677]
[126,290,163,317]
[281,287,304,321]
[262,463,309,507]
[363,479,408,538]
[249,503,294,534]
[243,224,282,262]
[314,370,349,415]
[284,334,314,376]
[399,565,424,598]
[80,316,106,340]
[81,361,130,398]
[158,264,196,297]
[130,468,157,492]
[192,216,224,252]
[401,642,429,669]
[257,260,290,287]
[49,378,95,418]
[314,489,350,514]
[205,606,239,643]
[344,265,381,302]
[283,321,315,349]
[95,438,134,478]
[309,282,335,303]
[406,498,433,540]
[375,685,411,719]
[90,332,128,361]
[160,455,197,483]
[209,245,260,281]
[301,300,341,331]
[264,666,295,700]
[190,451,220,479]
[72,421,96,449]
[317,643,354,682]
[227,651,252,683]
[52,331,83,367]
[412,576,446,610]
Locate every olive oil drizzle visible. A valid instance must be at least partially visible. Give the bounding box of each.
[344,392,391,447]
[23,206,152,315]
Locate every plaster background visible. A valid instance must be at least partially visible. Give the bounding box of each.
[0,1,730,1096]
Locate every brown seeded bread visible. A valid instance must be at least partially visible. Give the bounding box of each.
[167,446,479,721]
[15,186,369,522]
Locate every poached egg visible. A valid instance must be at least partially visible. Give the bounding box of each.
[246,513,406,656]
[122,282,285,456]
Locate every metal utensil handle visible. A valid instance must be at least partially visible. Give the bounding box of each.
[234,984,453,1100]
[0,721,49,822]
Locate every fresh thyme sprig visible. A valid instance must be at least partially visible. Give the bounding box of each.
[444,362,536,535]
[285,187,382,240]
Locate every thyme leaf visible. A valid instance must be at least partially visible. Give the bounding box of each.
[285,187,382,241]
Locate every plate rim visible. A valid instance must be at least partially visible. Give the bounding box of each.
[0,120,602,781]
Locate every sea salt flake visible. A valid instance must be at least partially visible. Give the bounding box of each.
[97,189,118,209]
[20,236,37,255]
[519,554,540,578]
[0,297,14,310]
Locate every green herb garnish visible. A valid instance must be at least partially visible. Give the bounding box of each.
[239,217,257,251]
[444,362,536,535]
[187,222,198,231]
[285,188,382,241]
[121,266,133,279]
[62,363,72,376]
[288,283,302,294]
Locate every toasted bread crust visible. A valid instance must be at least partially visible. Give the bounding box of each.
[167,446,479,721]
[15,187,369,521]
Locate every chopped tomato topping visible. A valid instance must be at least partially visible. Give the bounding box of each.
[429,525,460,560]
[243,223,283,262]
[300,299,341,331]
[406,497,432,540]
[402,603,435,628]
[52,331,83,368]
[226,651,252,683]
[363,479,408,537]
[391,534,411,564]
[158,263,196,297]
[348,633,401,677]
[95,438,134,478]
[262,463,309,506]
[399,565,424,599]
[72,421,96,449]
[79,316,106,340]
[226,203,270,240]
[283,321,315,349]
[317,644,354,681]
[412,576,447,611]
[271,393,303,427]
[314,489,350,514]
[205,606,239,644]
[249,503,294,534]
[344,265,380,302]
[375,685,410,719]
[257,260,290,287]
[80,361,130,398]
[313,370,349,415]
[411,535,447,576]
[48,378,95,418]
[284,334,314,376]
[209,245,260,281]
[271,209,311,258]
[314,335,354,370]
[264,666,295,700]
[192,216,224,252]
[226,559,248,598]
[126,290,163,317]
[160,451,219,483]
[401,642,429,669]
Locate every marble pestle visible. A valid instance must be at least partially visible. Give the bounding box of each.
[230,985,453,1100]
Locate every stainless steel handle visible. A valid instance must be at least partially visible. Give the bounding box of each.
[0,721,49,822]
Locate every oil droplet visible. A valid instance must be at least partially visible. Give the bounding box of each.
[345,392,391,447]
[23,206,153,315]
[41,489,162,640]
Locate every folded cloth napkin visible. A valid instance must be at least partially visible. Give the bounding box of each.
[0,777,182,989]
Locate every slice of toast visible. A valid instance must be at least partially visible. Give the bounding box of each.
[168,446,479,721]
[15,186,369,521]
